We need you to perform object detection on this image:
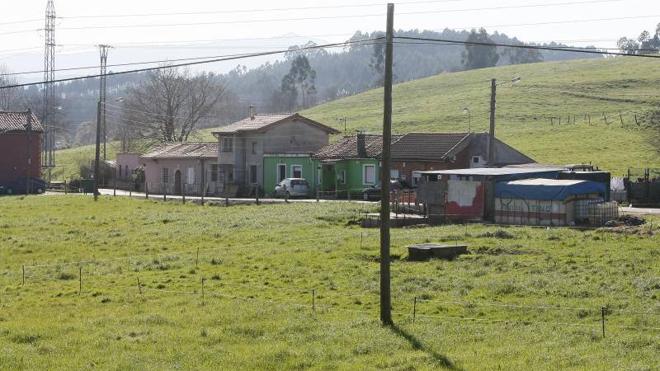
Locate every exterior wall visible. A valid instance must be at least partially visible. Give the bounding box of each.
[319,159,379,197]
[215,118,331,194]
[392,153,471,185]
[263,155,318,196]
[0,133,42,184]
[495,198,569,226]
[141,157,220,195]
[116,153,141,180]
[445,179,486,220]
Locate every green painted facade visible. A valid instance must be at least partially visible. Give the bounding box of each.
[263,155,319,196]
[263,154,381,198]
[318,159,380,198]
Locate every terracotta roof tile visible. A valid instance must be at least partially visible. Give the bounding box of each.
[212,113,339,134]
[389,133,471,161]
[141,142,218,159]
[313,134,404,159]
[0,111,44,133]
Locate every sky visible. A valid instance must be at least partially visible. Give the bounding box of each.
[1,0,659,81]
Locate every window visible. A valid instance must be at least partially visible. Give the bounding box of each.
[363,164,376,185]
[187,167,195,185]
[251,142,257,154]
[277,164,286,182]
[291,165,302,178]
[161,168,169,184]
[412,171,422,186]
[390,169,399,180]
[222,137,233,152]
[338,170,346,184]
[249,165,258,184]
[210,164,219,182]
[125,165,129,178]
[227,169,234,183]
[472,156,480,164]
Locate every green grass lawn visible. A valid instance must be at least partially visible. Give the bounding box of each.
[50,143,119,182]
[0,196,658,370]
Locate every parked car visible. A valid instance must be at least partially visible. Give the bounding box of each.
[274,178,310,198]
[1,177,47,195]
[362,179,408,201]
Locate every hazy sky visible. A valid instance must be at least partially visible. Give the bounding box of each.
[1,0,659,78]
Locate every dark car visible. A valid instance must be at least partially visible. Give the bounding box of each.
[1,177,48,195]
[362,179,407,201]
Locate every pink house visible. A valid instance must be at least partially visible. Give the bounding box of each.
[140,143,220,196]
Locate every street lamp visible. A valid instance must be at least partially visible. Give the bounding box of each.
[462,107,471,132]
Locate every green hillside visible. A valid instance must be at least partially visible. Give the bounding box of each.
[50,143,119,182]
[57,58,658,181]
[301,58,659,175]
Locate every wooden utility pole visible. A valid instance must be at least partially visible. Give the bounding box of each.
[488,78,497,165]
[379,2,394,326]
[25,110,33,195]
[94,100,102,201]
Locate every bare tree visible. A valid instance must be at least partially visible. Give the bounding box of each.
[121,67,227,144]
[0,65,22,111]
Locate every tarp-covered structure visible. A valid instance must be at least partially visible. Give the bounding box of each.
[495,178,606,201]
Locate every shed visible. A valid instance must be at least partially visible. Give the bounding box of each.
[494,178,608,226]
[417,166,564,222]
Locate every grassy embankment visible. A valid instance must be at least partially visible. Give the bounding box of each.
[0,196,658,369]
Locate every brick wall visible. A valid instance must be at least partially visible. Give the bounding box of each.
[0,133,42,184]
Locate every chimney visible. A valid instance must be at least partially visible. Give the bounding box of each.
[249,105,255,120]
[356,132,367,158]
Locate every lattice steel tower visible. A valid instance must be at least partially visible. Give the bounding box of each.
[98,45,111,160]
[43,0,56,178]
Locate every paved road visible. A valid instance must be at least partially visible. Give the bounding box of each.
[90,188,375,205]
[621,207,660,215]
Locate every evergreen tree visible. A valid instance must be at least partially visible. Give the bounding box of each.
[462,28,500,70]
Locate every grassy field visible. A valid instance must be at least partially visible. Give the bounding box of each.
[50,143,119,182]
[0,196,658,369]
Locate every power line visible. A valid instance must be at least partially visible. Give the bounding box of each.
[53,0,622,20]
[394,36,660,58]
[0,40,381,77]
[0,38,382,90]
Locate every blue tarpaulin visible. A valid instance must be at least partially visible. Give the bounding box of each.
[495,178,606,201]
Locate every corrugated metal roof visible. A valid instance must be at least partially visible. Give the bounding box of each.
[507,178,585,186]
[212,113,339,134]
[0,111,44,133]
[420,167,565,176]
[141,142,218,159]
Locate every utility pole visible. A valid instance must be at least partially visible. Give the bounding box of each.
[94,100,102,201]
[379,3,394,326]
[98,45,111,161]
[488,78,496,165]
[43,0,56,183]
[26,110,32,195]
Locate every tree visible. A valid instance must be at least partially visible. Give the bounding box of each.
[617,23,660,55]
[280,55,316,110]
[462,28,499,70]
[502,43,543,65]
[0,65,22,111]
[122,67,227,143]
[369,32,386,87]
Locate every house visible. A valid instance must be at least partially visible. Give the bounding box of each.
[116,153,141,181]
[387,132,534,186]
[140,142,220,196]
[212,110,339,195]
[313,133,403,198]
[0,111,43,192]
[312,132,534,198]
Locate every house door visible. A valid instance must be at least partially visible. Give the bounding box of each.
[174,170,182,195]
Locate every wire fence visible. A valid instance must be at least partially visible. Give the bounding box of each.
[1,272,658,337]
